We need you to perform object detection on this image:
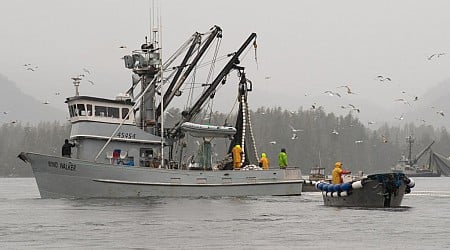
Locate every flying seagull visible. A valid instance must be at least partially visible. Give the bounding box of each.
[428,53,445,60]
[376,75,392,82]
[324,90,341,97]
[338,85,356,94]
[83,68,91,74]
[269,141,277,144]
[291,134,298,140]
[394,113,405,120]
[289,125,304,132]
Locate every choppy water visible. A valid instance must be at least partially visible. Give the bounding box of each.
[1,177,450,249]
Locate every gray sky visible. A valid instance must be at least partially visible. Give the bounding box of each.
[1,0,450,125]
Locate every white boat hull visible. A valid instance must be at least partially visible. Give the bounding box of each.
[22,152,302,198]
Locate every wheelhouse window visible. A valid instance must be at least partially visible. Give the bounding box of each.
[95,106,107,117]
[69,105,75,117]
[77,104,86,116]
[108,107,120,118]
[94,105,120,118]
[122,108,130,120]
[86,104,92,116]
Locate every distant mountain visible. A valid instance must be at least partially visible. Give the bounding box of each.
[0,74,66,124]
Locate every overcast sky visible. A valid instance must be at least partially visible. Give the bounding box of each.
[1,0,450,125]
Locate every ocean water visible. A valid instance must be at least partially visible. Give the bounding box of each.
[1,177,450,249]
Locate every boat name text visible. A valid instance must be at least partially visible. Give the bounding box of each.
[47,161,77,171]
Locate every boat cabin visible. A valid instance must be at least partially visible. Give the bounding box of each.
[66,95,135,125]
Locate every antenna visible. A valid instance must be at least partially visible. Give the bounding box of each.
[71,77,82,96]
[155,0,165,169]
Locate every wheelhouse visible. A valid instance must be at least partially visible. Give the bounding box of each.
[66,96,135,125]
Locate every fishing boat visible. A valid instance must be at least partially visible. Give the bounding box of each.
[302,166,329,192]
[315,172,415,208]
[391,136,440,177]
[18,25,303,198]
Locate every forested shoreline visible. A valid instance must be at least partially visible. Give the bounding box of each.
[1,107,449,177]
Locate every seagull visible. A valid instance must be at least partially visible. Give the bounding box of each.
[88,80,95,85]
[338,85,356,94]
[355,140,363,144]
[289,125,303,132]
[348,104,356,109]
[23,63,31,67]
[340,105,348,109]
[83,68,91,74]
[394,113,405,120]
[324,90,341,97]
[428,53,445,60]
[11,120,17,124]
[376,75,392,82]
[55,92,60,95]
[291,134,298,140]
[311,103,317,110]
[437,111,445,117]
[331,129,339,135]
[381,135,388,143]
[42,100,50,104]
[26,67,35,71]
[264,76,271,80]
[368,121,375,125]
[119,45,127,49]
[269,141,277,144]
[394,98,411,106]
[413,96,419,101]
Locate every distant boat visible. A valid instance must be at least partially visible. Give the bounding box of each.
[302,166,329,192]
[316,172,415,208]
[391,136,440,177]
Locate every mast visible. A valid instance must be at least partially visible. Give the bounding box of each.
[175,33,257,126]
[154,26,223,121]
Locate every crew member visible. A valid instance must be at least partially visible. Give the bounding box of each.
[259,153,269,170]
[278,148,288,169]
[331,161,351,184]
[232,144,243,169]
[62,139,75,158]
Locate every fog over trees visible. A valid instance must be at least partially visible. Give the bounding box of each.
[2,107,450,177]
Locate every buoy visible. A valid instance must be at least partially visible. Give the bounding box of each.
[327,184,335,192]
[340,191,348,197]
[333,184,342,192]
[406,178,415,188]
[352,180,363,189]
[341,182,352,191]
